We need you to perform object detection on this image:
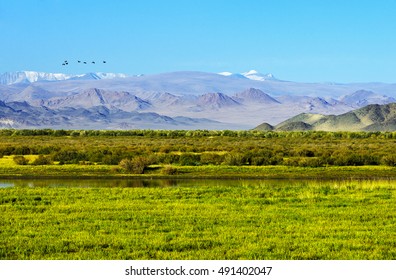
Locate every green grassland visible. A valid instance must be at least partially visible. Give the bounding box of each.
[0,129,396,179]
[1,180,396,259]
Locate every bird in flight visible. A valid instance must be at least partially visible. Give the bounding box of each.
[62,59,107,65]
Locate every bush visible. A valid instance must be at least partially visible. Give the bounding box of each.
[179,153,201,166]
[382,155,396,166]
[13,155,29,165]
[283,157,324,167]
[102,154,122,165]
[52,149,87,164]
[161,165,178,175]
[157,154,180,164]
[13,146,31,155]
[200,153,224,165]
[119,157,148,174]
[119,158,134,172]
[223,153,246,166]
[31,155,53,165]
[297,157,324,167]
[332,154,379,166]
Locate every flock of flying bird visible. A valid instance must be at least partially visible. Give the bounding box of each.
[62,60,106,66]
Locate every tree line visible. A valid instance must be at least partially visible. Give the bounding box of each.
[1,129,396,139]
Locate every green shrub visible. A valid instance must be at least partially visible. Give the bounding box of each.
[52,149,87,164]
[119,158,134,172]
[382,155,396,166]
[31,155,53,165]
[200,153,225,165]
[119,157,148,174]
[157,154,180,165]
[13,155,29,165]
[13,146,31,155]
[223,153,246,166]
[102,154,122,165]
[161,165,178,175]
[179,153,201,166]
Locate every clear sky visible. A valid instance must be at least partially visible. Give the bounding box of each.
[1,0,396,83]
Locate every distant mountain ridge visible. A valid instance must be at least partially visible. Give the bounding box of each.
[233,88,280,104]
[254,103,396,131]
[218,70,277,81]
[0,100,223,130]
[241,70,278,81]
[340,90,395,108]
[197,92,241,109]
[0,71,129,85]
[1,70,396,130]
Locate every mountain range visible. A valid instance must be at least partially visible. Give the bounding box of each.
[0,71,129,85]
[255,103,396,132]
[1,70,396,130]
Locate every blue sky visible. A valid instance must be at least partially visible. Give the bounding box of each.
[1,0,396,82]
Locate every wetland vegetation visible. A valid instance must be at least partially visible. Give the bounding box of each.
[0,129,395,179]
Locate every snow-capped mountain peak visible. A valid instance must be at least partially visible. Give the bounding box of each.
[243,70,260,76]
[217,71,234,76]
[0,71,130,85]
[218,70,277,81]
[94,72,129,79]
[241,70,277,81]
[0,71,73,85]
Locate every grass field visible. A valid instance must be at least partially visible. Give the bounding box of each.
[1,179,395,260]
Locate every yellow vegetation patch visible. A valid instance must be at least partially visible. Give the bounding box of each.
[0,155,39,166]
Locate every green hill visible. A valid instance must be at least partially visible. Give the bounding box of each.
[276,121,313,131]
[253,122,274,131]
[254,103,396,131]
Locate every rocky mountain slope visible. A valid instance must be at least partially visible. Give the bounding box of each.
[0,100,222,130]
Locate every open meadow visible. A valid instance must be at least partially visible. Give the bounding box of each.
[1,179,396,259]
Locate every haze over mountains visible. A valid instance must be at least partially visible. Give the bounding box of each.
[0,70,396,130]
